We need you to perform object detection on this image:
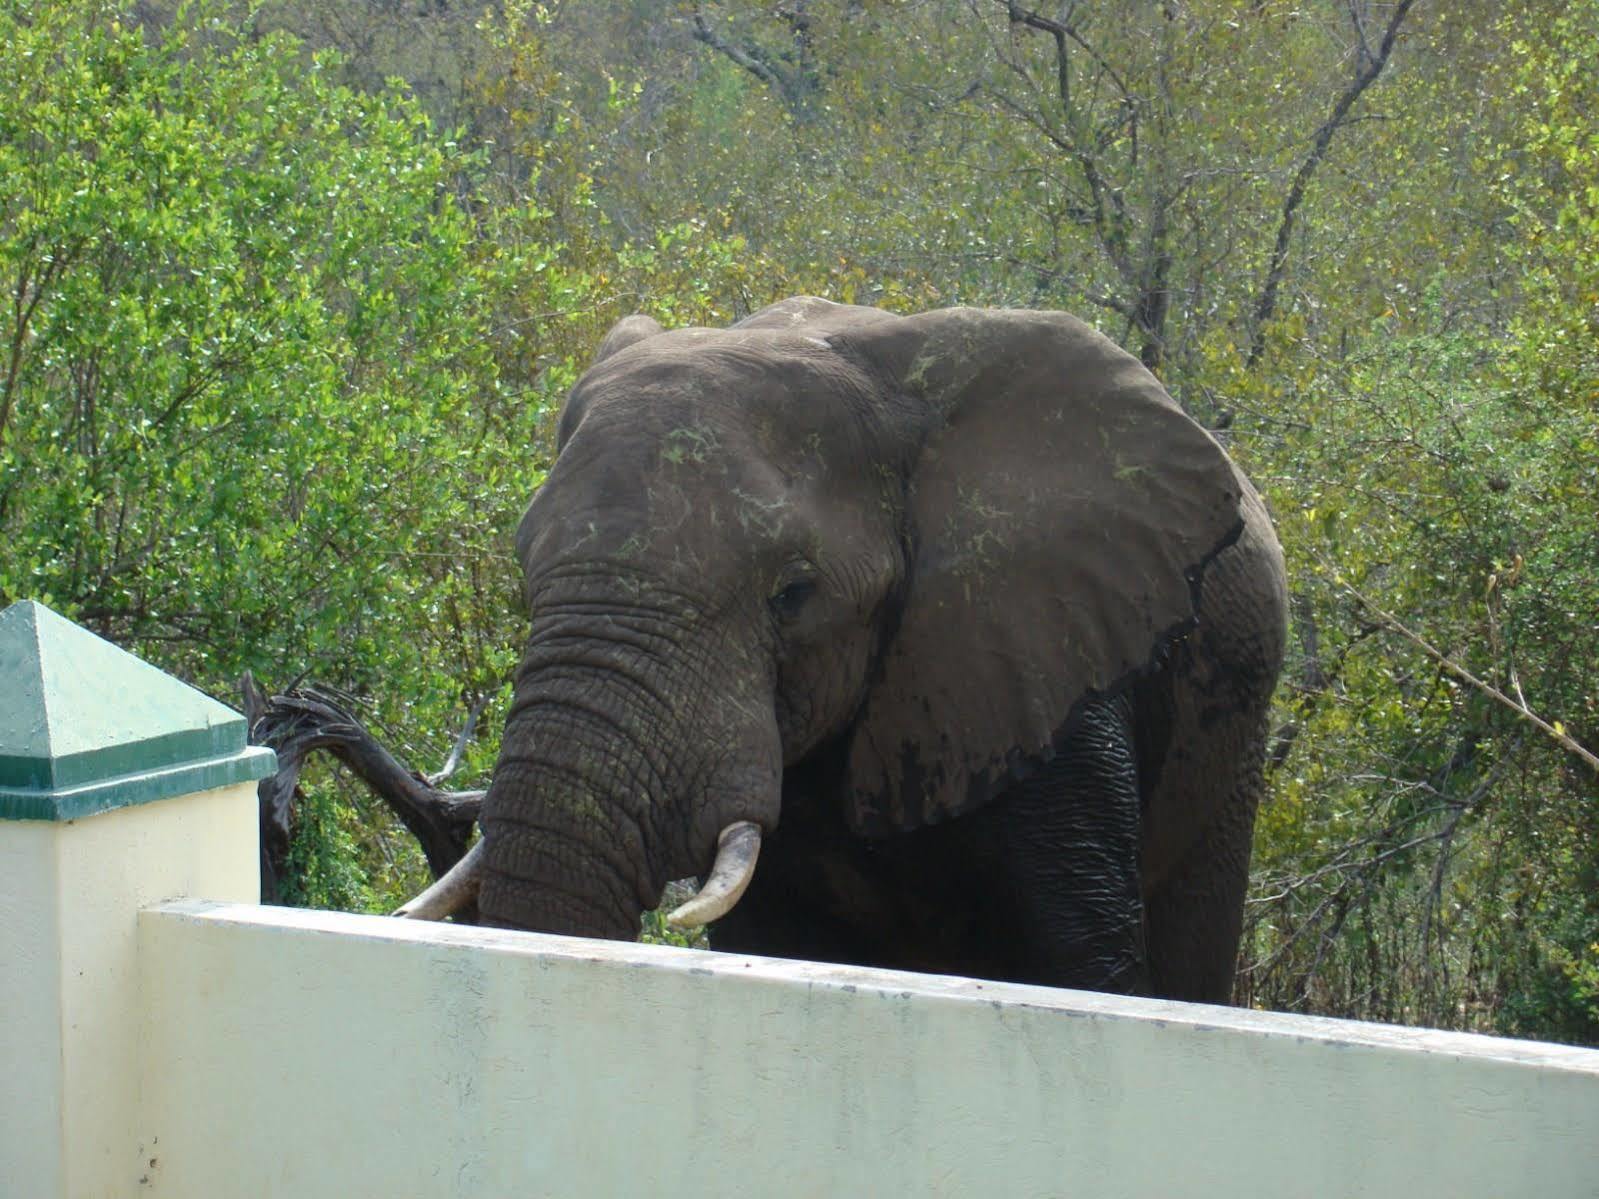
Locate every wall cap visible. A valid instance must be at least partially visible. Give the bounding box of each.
[0,600,275,820]
[153,899,1599,1076]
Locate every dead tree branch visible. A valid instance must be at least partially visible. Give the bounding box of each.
[995,0,1182,371]
[427,694,489,786]
[242,674,484,903]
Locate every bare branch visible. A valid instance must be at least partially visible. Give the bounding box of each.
[1347,0,1376,69]
[690,9,789,97]
[426,694,489,786]
[1246,0,1419,366]
[992,2,1131,276]
[1329,574,1599,775]
[243,676,485,903]
[1084,289,1139,322]
[688,5,818,117]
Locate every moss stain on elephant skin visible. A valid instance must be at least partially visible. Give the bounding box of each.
[659,424,721,466]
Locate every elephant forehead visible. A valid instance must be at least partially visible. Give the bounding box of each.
[519,417,881,596]
[555,342,883,499]
[566,333,877,445]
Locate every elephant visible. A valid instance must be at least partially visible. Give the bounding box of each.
[400,297,1288,1004]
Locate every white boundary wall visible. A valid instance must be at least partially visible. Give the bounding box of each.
[0,784,259,1197]
[138,900,1599,1199]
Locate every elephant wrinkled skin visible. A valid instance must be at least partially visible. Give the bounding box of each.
[417,297,1287,1003]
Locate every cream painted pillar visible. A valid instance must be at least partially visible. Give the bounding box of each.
[0,600,273,1198]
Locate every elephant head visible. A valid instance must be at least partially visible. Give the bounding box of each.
[401,297,1274,983]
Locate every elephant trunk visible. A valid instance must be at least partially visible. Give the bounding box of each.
[476,702,670,939]
[470,609,782,939]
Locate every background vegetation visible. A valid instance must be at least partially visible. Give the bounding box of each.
[2,0,1593,1042]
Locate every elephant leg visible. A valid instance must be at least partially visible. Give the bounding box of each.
[1140,696,1269,1004]
[710,772,1017,978]
[1142,793,1257,1004]
[704,846,879,966]
[991,692,1147,993]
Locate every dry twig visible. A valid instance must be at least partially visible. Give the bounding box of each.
[1329,576,1598,774]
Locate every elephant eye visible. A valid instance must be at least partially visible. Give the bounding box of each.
[769,576,817,621]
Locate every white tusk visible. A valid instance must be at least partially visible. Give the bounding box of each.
[394,839,486,920]
[666,821,763,928]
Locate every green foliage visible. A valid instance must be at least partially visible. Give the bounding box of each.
[0,1,551,907]
[639,884,711,951]
[1236,1,1599,1039]
[1238,323,1572,1028]
[278,776,373,912]
[1,1,500,677]
[5,0,1595,1044]
[1485,0,1599,1041]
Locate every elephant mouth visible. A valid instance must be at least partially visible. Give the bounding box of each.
[395,819,764,930]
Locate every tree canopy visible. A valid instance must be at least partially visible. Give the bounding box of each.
[3,0,1595,1042]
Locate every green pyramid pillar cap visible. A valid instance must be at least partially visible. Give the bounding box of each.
[0,600,276,821]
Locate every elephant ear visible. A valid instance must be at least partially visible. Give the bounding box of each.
[592,314,665,364]
[833,307,1245,836]
[555,315,667,451]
